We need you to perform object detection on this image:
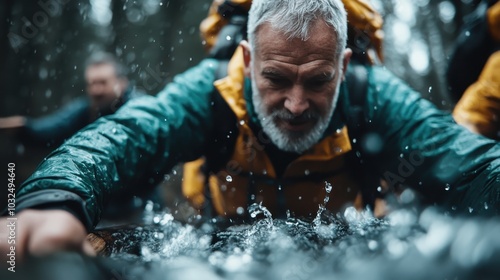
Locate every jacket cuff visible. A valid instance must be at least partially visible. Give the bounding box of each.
[2,189,93,231]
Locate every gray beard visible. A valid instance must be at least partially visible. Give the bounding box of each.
[251,77,340,154]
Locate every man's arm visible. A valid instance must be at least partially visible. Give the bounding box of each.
[0,98,89,147]
[0,59,219,259]
[364,66,500,215]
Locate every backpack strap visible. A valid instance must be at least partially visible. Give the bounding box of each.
[200,60,238,218]
[208,4,248,60]
[204,60,239,173]
[343,61,381,210]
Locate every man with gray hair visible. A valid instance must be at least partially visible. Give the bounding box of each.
[1,0,499,259]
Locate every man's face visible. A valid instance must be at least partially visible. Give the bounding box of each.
[243,21,351,153]
[85,63,127,112]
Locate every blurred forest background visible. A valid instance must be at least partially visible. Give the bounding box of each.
[0,0,485,200]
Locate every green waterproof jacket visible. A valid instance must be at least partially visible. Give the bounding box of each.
[15,59,500,229]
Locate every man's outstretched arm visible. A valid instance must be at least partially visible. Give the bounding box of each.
[0,59,219,257]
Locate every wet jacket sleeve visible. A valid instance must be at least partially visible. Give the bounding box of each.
[21,97,89,147]
[364,66,500,216]
[15,59,219,229]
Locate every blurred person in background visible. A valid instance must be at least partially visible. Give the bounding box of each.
[0,51,144,148]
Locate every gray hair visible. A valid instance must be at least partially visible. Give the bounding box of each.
[247,0,348,59]
[84,51,128,78]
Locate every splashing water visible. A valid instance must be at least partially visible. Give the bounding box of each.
[15,200,500,280]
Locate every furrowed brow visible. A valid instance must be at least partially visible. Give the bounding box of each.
[261,68,285,77]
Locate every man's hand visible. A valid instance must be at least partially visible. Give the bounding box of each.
[0,209,95,262]
[0,116,26,129]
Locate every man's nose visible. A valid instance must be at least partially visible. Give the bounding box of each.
[284,86,309,115]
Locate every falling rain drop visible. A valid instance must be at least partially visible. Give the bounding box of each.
[239,120,245,125]
[304,169,310,176]
[444,184,450,191]
[226,175,233,182]
[325,182,332,194]
[368,240,378,250]
[226,35,232,41]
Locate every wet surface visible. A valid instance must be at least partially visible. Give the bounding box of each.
[4,195,500,280]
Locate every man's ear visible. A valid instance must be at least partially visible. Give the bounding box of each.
[239,40,252,78]
[341,48,352,81]
[117,78,129,97]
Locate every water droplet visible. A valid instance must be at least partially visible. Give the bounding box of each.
[262,169,267,175]
[465,31,470,37]
[220,185,227,191]
[468,207,474,213]
[239,120,245,125]
[226,175,233,182]
[404,146,409,150]
[377,186,382,192]
[484,202,489,210]
[325,182,332,193]
[334,147,343,153]
[226,35,232,41]
[352,138,357,144]
[298,196,302,200]
[444,184,450,191]
[304,169,310,175]
[368,240,378,250]
[336,129,342,134]
[112,128,117,134]
[428,86,432,93]
[236,207,244,215]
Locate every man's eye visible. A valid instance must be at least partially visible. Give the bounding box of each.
[267,77,288,87]
[307,80,329,90]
